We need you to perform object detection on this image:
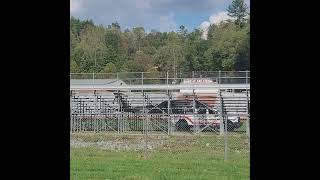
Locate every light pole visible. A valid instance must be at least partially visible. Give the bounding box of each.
[93,50,97,86]
[94,50,97,73]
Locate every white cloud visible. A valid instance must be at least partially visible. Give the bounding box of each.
[209,11,233,25]
[199,21,210,40]
[199,21,210,30]
[199,11,234,39]
[70,0,85,14]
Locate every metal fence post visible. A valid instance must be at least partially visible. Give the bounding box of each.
[219,90,224,136]
[166,71,171,135]
[224,114,228,161]
[94,91,97,133]
[70,90,73,133]
[142,72,144,87]
[117,90,121,134]
[145,112,148,152]
[167,90,171,135]
[246,115,250,139]
[142,72,144,135]
[93,73,95,87]
[246,71,250,138]
[141,72,148,154]
[192,89,199,133]
[166,71,169,85]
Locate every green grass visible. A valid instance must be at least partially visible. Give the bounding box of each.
[71,134,249,180]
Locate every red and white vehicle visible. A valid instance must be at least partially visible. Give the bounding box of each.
[148,100,242,131]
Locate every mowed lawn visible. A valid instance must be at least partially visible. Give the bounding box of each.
[70,134,250,180]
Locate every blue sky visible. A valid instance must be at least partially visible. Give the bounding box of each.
[70,0,250,32]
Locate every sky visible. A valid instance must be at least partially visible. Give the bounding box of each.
[70,0,250,33]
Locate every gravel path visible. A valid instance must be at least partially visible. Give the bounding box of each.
[70,137,167,151]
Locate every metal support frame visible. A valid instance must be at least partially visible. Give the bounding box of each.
[70,71,250,137]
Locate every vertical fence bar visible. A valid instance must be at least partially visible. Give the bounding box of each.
[224,114,228,161]
[70,90,73,133]
[120,93,123,133]
[219,90,224,136]
[167,90,171,135]
[146,112,149,147]
[81,100,83,132]
[167,71,171,135]
[93,73,95,88]
[166,71,168,85]
[141,72,148,153]
[192,89,199,133]
[246,70,250,138]
[94,91,97,133]
[142,72,144,87]
[117,90,120,134]
[142,72,144,134]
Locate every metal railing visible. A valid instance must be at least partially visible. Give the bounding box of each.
[70,71,250,85]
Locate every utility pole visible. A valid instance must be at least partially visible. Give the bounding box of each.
[94,50,97,73]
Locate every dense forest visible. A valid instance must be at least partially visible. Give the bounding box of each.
[70,0,249,74]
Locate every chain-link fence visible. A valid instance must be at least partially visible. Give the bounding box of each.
[70,71,250,180]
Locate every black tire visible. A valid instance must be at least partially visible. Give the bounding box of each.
[176,120,190,131]
[226,120,235,131]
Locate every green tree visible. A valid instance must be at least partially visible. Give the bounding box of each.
[70,60,80,73]
[154,44,184,76]
[74,25,108,72]
[132,27,145,51]
[105,27,123,55]
[127,50,153,72]
[183,28,208,71]
[178,25,188,39]
[69,14,249,73]
[204,22,249,71]
[234,22,250,70]
[145,31,167,49]
[111,21,121,29]
[70,29,78,63]
[227,0,249,26]
[70,17,94,38]
[100,62,117,73]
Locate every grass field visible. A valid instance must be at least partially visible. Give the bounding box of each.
[70,133,249,180]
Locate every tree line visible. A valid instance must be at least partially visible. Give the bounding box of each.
[70,0,249,74]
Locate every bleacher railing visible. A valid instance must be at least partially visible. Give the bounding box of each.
[70,71,250,85]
